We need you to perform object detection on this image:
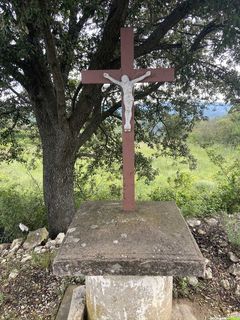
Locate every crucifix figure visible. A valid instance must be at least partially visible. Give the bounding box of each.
[103,71,151,131]
[82,27,175,211]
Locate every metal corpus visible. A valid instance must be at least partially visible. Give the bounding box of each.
[81,28,175,212]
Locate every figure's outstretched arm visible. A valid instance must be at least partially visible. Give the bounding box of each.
[103,73,121,86]
[131,71,151,84]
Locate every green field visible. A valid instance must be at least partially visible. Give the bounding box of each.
[0,141,239,198]
[0,142,233,195]
[1,115,240,241]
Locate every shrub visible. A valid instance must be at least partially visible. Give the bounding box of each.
[149,171,222,217]
[223,213,240,247]
[191,113,240,147]
[207,150,240,213]
[0,184,47,243]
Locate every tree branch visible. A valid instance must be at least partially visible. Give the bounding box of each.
[190,21,220,52]
[70,0,129,133]
[38,0,66,124]
[89,0,129,70]
[61,3,101,83]
[135,0,201,57]
[7,86,30,104]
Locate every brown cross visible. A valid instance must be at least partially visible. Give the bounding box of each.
[82,27,175,211]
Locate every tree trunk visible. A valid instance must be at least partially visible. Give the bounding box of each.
[42,131,76,238]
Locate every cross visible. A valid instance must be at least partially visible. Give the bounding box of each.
[82,27,175,211]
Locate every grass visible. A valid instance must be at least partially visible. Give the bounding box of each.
[137,142,239,200]
[1,118,240,241]
[0,142,238,201]
[0,159,42,191]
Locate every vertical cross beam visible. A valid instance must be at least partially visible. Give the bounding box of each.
[121,28,135,211]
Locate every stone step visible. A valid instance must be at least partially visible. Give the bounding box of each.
[55,285,85,320]
[172,301,197,320]
[57,285,231,320]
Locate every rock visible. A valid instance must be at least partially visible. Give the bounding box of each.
[221,279,230,290]
[34,246,48,254]
[21,254,32,263]
[197,229,206,235]
[34,246,43,254]
[55,233,65,245]
[0,243,11,253]
[205,218,218,227]
[45,239,56,248]
[219,240,228,247]
[110,263,123,273]
[10,238,24,253]
[235,284,240,296]
[187,218,201,228]
[90,225,98,230]
[23,227,49,250]
[230,312,240,317]
[19,223,29,232]
[228,252,239,263]
[67,286,85,320]
[204,267,213,279]
[228,263,240,276]
[9,269,19,280]
[187,276,198,286]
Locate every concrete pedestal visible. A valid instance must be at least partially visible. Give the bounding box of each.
[53,201,205,320]
[86,276,173,320]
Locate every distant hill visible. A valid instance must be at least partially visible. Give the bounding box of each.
[203,103,231,119]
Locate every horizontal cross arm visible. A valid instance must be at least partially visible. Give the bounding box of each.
[81,67,175,84]
[128,68,175,83]
[81,69,122,84]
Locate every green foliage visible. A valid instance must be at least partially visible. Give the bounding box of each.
[1,0,240,234]
[74,161,122,206]
[150,170,222,217]
[149,145,240,217]
[191,112,240,147]
[227,317,240,320]
[0,291,5,306]
[207,149,240,213]
[175,278,190,297]
[31,251,55,271]
[0,0,240,175]
[223,213,240,247]
[0,183,46,243]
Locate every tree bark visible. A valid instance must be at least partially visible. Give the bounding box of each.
[42,130,76,237]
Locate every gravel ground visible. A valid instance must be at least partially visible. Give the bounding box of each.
[0,215,239,319]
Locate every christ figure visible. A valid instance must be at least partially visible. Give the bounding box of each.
[103,71,151,132]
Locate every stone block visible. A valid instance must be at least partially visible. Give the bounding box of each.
[86,275,172,320]
[53,201,205,277]
[68,286,85,320]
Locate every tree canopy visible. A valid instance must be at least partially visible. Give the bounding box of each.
[0,0,240,235]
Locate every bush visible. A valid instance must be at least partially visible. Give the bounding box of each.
[191,113,240,147]
[223,213,240,247]
[150,171,223,217]
[0,184,47,243]
[207,150,240,213]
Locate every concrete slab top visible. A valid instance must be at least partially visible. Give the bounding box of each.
[53,201,205,277]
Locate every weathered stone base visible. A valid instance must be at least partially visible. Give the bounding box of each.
[86,275,173,320]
